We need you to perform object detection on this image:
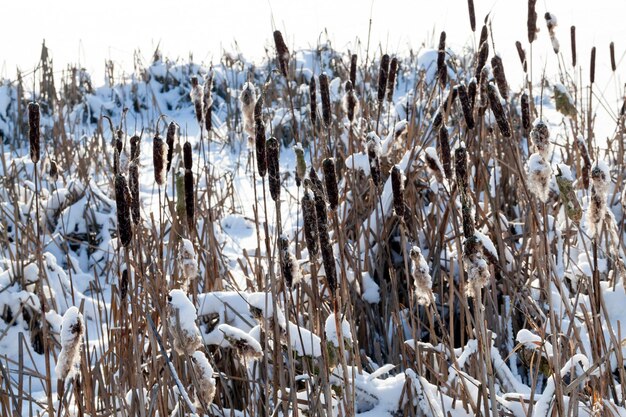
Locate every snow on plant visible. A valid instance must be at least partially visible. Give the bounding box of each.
[55,306,84,382]
[168,289,202,355]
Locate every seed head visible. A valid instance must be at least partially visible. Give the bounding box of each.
[266,137,281,201]
[322,158,339,210]
[28,102,40,164]
[115,174,133,247]
[377,54,390,102]
[319,73,332,128]
[273,30,290,77]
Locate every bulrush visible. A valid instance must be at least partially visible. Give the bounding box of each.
[184,169,195,231]
[527,153,552,202]
[528,0,538,43]
[183,142,193,171]
[279,236,300,288]
[266,137,280,202]
[516,41,528,73]
[476,25,489,79]
[308,167,325,199]
[240,82,257,137]
[294,144,306,187]
[487,82,511,137]
[438,126,453,180]
[590,47,596,84]
[273,30,290,77]
[576,136,592,189]
[166,122,178,173]
[377,54,390,102]
[55,307,84,382]
[455,144,468,192]
[349,54,358,87]
[463,236,490,297]
[366,132,382,188]
[467,0,476,31]
[390,165,405,218]
[301,188,319,258]
[587,161,610,237]
[571,26,577,67]
[437,32,447,87]
[204,72,214,132]
[28,102,40,164]
[530,120,550,158]
[468,78,477,109]
[153,133,168,186]
[457,83,475,129]
[115,174,133,247]
[179,238,198,290]
[610,42,617,72]
[49,160,58,181]
[309,76,317,127]
[313,183,337,295]
[491,55,509,100]
[190,76,204,126]
[128,161,140,225]
[322,158,339,210]
[410,247,433,305]
[342,80,360,123]
[255,119,267,177]
[521,92,531,132]
[387,57,399,101]
[319,73,332,128]
[130,135,141,161]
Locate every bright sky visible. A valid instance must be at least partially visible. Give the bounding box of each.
[2,0,625,128]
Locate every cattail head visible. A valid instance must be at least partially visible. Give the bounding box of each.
[342,81,360,123]
[366,132,382,188]
[387,57,399,101]
[183,141,193,171]
[463,236,490,297]
[487,82,511,137]
[476,25,489,77]
[467,0,476,31]
[190,76,204,126]
[468,77,477,109]
[313,183,336,295]
[527,153,552,202]
[437,32,447,87]
[491,55,509,100]
[266,137,280,201]
[576,136,592,189]
[610,42,617,72]
[204,72,214,109]
[322,158,339,210]
[273,30,290,77]
[410,247,433,305]
[319,73,332,128]
[349,54,358,86]
[179,238,198,290]
[456,83,475,129]
[294,143,306,187]
[54,306,84,382]
[128,161,140,225]
[455,143,468,192]
[115,174,133,247]
[308,167,325,199]
[528,0,538,43]
[438,126,453,180]
[590,47,596,84]
[28,102,40,164]
[153,134,168,186]
[309,77,317,127]
[49,160,58,182]
[590,160,610,193]
[521,91,531,132]
[515,41,528,73]
[255,120,267,177]
[279,235,301,288]
[191,351,216,409]
[240,82,257,137]
[390,165,405,218]
[301,189,319,258]
[587,161,610,237]
[424,147,445,183]
[530,119,550,158]
[545,13,560,53]
[377,54,390,102]
[184,169,195,231]
[166,122,177,172]
[167,289,202,355]
[570,26,577,67]
[130,135,141,161]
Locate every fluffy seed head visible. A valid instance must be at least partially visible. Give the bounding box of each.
[527,153,552,202]
[294,144,306,187]
[366,133,382,188]
[410,247,433,306]
[240,82,257,137]
[167,290,202,355]
[55,307,84,382]
[279,236,301,288]
[191,352,216,409]
[530,120,550,158]
[190,76,204,125]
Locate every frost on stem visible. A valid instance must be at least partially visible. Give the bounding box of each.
[167,289,202,356]
[239,82,257,138]
[410,247,433,305]
[463,236,490,297]
[587,161,610,237]
[191,351,216,410]
[527,153,552,202]
[179,239,198,290]
[55,306,84,382]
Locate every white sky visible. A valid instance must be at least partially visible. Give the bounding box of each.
[2,0,625,129]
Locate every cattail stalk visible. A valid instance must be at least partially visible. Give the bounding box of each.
[467,0,476,31]
[570,26,577,67]
[166,122,177,172]
[349,54,358,87]
[457,84,475,129]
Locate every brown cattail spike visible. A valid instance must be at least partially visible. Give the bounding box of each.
[322,158,339,210]
[610,42,616,72]
[570,26,577,67]
[528,0,538,43]
[350,54,358,87]
[312,184,336,294]
[437,32,447,87]
[438,126,453,180]
[153,134,168,186]
[319,73,332,128]
[521,92,531,132]
[184,169,195,231]
[301,190,319,258]
[391,165,405,218]
[266,137,280,202]
[377,54,390,102]
[457,84,475,129]
[49,160,58,181]
[487,83,511,137]
[130,135,140,161]
[515,41,528,73]
[129,161,140,225]
[476,26,490,80]
[387,57,399,102]
[491,55,509,100]
[309,77,317,128]
[255,120,267,177]
[309,167,325,199]
[183,142,192,170]
[273,30,290,77]
[366,134,382,188]
[166,122,177,172]
[468,78,477,109]
[204,73,213,132]
[590,47,596,84]
[190,76,204,126]
[115,174,133,247]
[455,145,468,192]
[468,0,476,31]
[343,81,359,123]
[28,102,40,164]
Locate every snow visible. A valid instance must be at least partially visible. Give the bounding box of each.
[168,289,199,333]
[325,313,353,347]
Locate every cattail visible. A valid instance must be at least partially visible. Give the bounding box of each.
[476,25,489,78]
[555,165,582,222]
[191,351,216,409]
[301,189,319,258]
[308,167,325,199]
[309,77,317,127]
[204,73,214,132]
[190,76,204,126]
[491,55,509,100]
[521,92,531,132]
[273,30,290,77]
[167,289,202,355]
[467,0,476,31]
[183,142,193,170]
[437,32,447,87]
[279,236,300,288]
[313,185,336,294]
[457,84,475,129]
[120,268,129,301]
[342,81,360,123]
[590,47,596,84]
[115,174,133,247]
[463,236,490,297]
[387,57,399,102]
[391,165,405,218]
[527,153,551,202]
[487,82,511,137]
[130,135,140,161]
[55,307,84,381]
[587,161,610,237]
[479,24,489,53]
[515,41,528,73]
[610,42,616,72]
[530,119,550,158]
[205,103,213,132]
[266,137,280,201]
[468,77,477,108]
[366,133,382,188]
[166,122,177,172]
[438,126,453,180]
[435,88,458,128]
[349,54,358,87]
[424,147,445,183]
[240,82,257,137]
[545,13,560,53]
[185,169,195,230]
[28,102,40,164]
[410,247,433,305]
[461,197,475,239]
[576,136,591,189]
[179,238,198,290]
[113,137,122,176]
[128,161,140,225]
[153,134,168,186]
[255,120,267,177]
[528,0,538,43]
[322,158,339,210]
[455,144,468,192]
[377,54,390,102]
[294,144,306,187]
[49,160,58,181]
[319,73,332,128]
[570,26,577,67]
